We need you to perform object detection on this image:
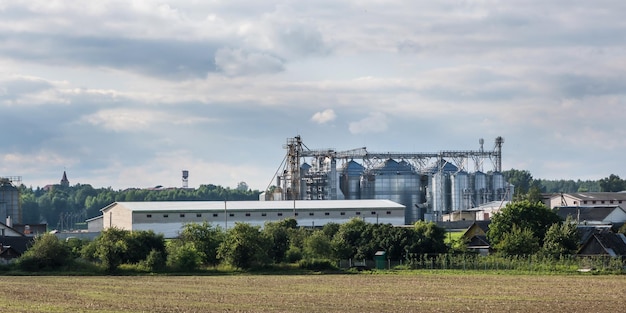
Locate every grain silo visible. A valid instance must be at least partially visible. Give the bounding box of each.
[451,171,470,211]
[0,178,20,225]
[340,160,364,200]
[360,159,422,224]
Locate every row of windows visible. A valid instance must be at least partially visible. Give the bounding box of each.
[146,211,394,219]
[581,200,623,205]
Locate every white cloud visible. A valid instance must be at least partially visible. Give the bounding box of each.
[311,109,336,124]
[3,1,626,190]
[349,112,388,134]
[81,108,213,132]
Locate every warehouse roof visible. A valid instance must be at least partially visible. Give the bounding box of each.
[101,199,405,213]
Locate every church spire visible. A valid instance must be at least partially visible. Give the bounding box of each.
[60,171,70,187]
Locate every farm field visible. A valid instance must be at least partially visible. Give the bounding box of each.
[1,273,625,312]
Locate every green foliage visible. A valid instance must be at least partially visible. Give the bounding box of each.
[94,228,129,272]
[125,230,166,264]
[166,241,203,271]
[285,246,303,263]
[302,230,333,259]
[619,223,626,235]
[65,237,89,259]
[17,233,71,271]
[262,218,297,263]
[412,221,448,254]
[139,249,167,272]
[86,228,166,272]
[328,219,448,261]
[503,169,535,199]
[487,200,561,249]
[178,222,224,266]
[535,179,600,193]
[493,225,540,256]
[19,183,261,231]
[297,258,337,271]
[218,223,271,269]
[331,218,368,259]
[542,217,580,257]
[599,174,626,192]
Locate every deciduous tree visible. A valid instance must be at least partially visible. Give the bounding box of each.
[487,200,561,251]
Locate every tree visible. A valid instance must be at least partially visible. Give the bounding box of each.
[493,225,540,256]
[93,227,130,272]
[262,218,297,263]
[542,216,580,257]
[487,200,561,251]
[302,230,333,259]
[166,241,203,271]
[411,221,448,254]
[599,174,626,192]
[217,223,271,269]
[178,222,224,266]
[17,233,71,271]
[236,181,249,191]
[503,169,535,199]
[124,230,167,264]
[330,218,368,260]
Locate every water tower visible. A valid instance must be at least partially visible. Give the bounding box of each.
[182,170,189,188]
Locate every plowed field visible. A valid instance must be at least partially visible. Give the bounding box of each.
[2,273,625,312]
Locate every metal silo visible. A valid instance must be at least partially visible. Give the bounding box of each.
[472,171,488,206]
[491,171,506,201]
[361,159,421,224]
[0,178,20,225]
[428,171,450,218]
[451,171,470,211]
[340,160,364,199]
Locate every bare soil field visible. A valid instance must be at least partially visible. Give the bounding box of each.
[1,273,624,312]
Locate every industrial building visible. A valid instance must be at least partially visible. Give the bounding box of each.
[94,199,405,238]
[265,136,514,224]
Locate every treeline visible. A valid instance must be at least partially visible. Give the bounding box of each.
[503,170,625,199]
[12,218,448,273]
[18,184,261,228]
[10,201,626,274]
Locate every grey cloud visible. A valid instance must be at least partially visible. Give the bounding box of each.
[275,22,329,56]
[214,48,284,76]
[0,77,53,101]
[553,73,626,98]
[0,33,221,80]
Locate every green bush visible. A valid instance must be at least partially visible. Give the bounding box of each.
[139,249,167,272]
[298,258,337,271]
[166,241,204,271]
[17,233,71,271]
[285,246,303,263]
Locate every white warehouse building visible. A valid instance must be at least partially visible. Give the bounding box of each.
[94,200,405,238]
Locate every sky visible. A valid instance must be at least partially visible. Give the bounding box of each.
[1,0,626,191]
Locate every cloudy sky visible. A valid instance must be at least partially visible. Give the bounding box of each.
[1,0,625,191]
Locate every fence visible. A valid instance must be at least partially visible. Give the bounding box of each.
[339,254,626,273]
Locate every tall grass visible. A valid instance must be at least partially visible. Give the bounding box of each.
[344,254,625,274]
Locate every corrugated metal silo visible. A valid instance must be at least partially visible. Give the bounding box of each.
[491,171,506,201]
[361,159,422,224]
[340,160,364,200]
[472,171,488,206]
[0,179,20,224]
[428,171,450,215]
[451,171,470,211]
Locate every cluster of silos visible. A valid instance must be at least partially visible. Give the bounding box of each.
[0,178,20,225]
[334,158,513,224]
[426,165,512,217]
[340,159,423,224]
